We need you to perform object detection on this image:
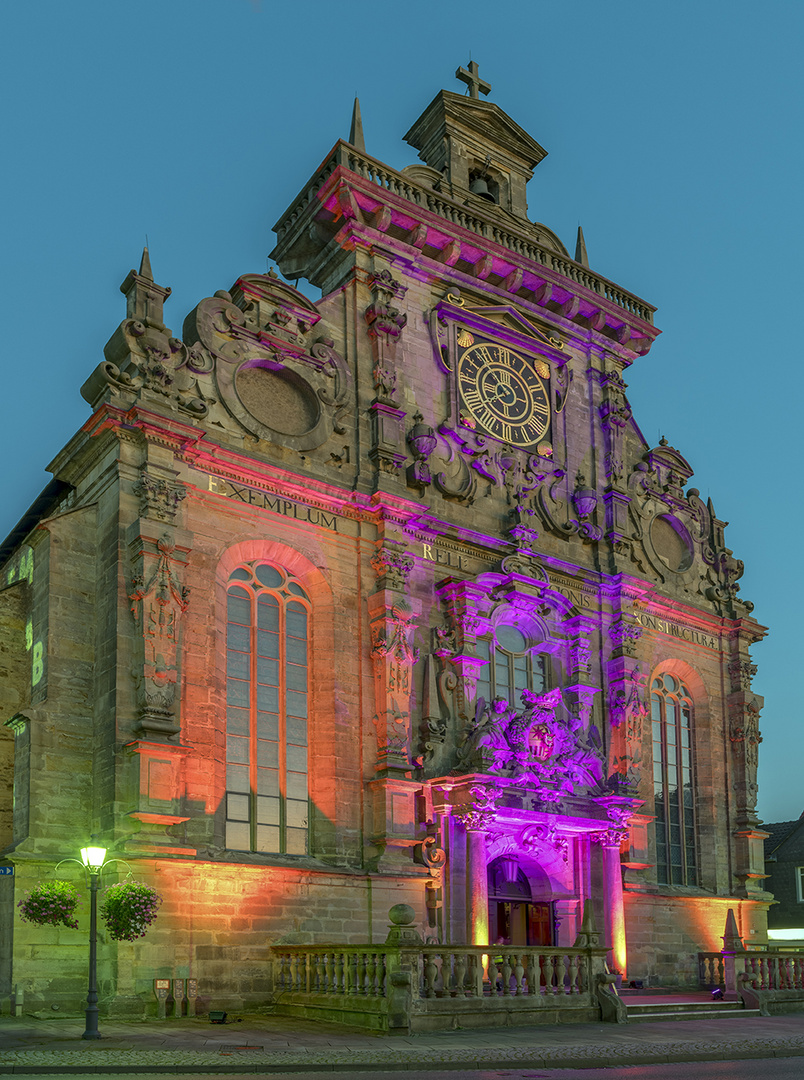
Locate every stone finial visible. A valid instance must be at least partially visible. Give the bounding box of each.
[722,908,746,953]
[139,246,153,282]
[575,225,589,268]
[120,247,171,325]
[573,900,601,947]
[349,96,366,152]
[385,903,423,945]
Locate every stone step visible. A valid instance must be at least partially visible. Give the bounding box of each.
[626,1002,761,1022]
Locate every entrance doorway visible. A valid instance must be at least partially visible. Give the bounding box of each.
[487,857,554,946]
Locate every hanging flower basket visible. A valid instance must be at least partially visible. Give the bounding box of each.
[100,881,162,941]
[18,880,81,928]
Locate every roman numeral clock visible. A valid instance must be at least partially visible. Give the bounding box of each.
[456,330,552,454]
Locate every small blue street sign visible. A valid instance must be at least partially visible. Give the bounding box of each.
[0,866,14,875]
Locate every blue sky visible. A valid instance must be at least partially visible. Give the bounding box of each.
[2,1,801,822]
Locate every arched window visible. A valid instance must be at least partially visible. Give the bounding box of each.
[225,561,309,855]
[651,672,697,886]
[476,623,548,706]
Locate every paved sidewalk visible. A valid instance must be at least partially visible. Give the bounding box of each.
[1,1010,804,1074]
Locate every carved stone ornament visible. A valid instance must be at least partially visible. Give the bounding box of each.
[371,599,420,668]
[609,615,643,659]
[182,274,352,451]
[729,658,758,692]
[520,822,569,863]
[365,269,407,404]
[128,534,190,736]
[590,828,629,848]
[369,597,420,770]
[729,701,763,768]
[598,369,632,487]
[433,424,549,506]
[87,323,212,419]
[453,784,500,832]
[370,544,415,591]
[133,466,186,525]
[537,468,603,543]
[609,667,648,729]
[407,414,438,490]
[418,834,447,870]
[456,688,604,800]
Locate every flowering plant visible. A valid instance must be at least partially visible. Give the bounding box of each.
[18,880,81,928]
[100,881,162,941]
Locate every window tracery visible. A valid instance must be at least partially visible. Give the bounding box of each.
[225,561,309,855]
[651,671,697,885]
[475,622,549,707]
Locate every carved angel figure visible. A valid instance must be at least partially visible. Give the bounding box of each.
[456,696,516,768]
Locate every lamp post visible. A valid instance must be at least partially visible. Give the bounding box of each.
[79,845,107,1040]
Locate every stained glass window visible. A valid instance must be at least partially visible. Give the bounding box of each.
[225,562,309,855]
[651,672,696,886]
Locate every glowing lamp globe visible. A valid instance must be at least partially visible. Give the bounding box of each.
[80,846,107,869]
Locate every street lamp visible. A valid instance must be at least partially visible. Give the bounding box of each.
[80,845,107,1040]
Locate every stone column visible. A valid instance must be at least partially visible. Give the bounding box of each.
[594,829,628,977]
[453,783,499,946]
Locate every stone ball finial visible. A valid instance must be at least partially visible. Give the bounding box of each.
[388,903,416,926]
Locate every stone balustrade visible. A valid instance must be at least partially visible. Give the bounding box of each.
[273,142,656,329]
[271,940,615,1032]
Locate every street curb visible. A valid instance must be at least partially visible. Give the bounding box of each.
[2,1043,804,1074]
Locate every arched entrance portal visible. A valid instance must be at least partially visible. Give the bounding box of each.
[487,856,554,946]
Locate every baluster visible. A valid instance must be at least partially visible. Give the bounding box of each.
[539,953,549,995]
[366,952,377,996]
[501,952,512,996]
[507,954,520,993]
[278,953,288,991]
[359,951,369,995]
[550,954,561,995]
[466,952,479,997]
[567,953,580,994]
[324,952,333,993]
[561,954,571,994]
[488,955,500,997]
[303,952,312,993]
[453,951,467,997]
[349,951,359,995]
[376,952,387,997]
[424,952,438,998]
[524,951,538,996]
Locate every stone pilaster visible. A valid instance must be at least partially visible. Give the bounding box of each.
[436,577,488,721]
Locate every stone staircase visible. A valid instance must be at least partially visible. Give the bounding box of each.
[619,989,760,1023]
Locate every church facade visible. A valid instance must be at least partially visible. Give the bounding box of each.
[0,66,771,1016]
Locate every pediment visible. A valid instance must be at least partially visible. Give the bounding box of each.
[405,91,547,171]
[435,297,566,360]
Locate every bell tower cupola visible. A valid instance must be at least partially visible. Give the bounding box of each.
[403,61,547,220]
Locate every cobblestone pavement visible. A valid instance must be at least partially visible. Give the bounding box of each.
[1,1012,804,1073]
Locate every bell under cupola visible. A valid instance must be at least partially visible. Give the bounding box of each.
[403,61,548,221]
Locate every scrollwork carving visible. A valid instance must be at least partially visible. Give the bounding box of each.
[133,467,186,525]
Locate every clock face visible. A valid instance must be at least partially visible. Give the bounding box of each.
[457,338,551,448]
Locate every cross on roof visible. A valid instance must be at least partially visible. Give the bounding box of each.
[455,60,491,100]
